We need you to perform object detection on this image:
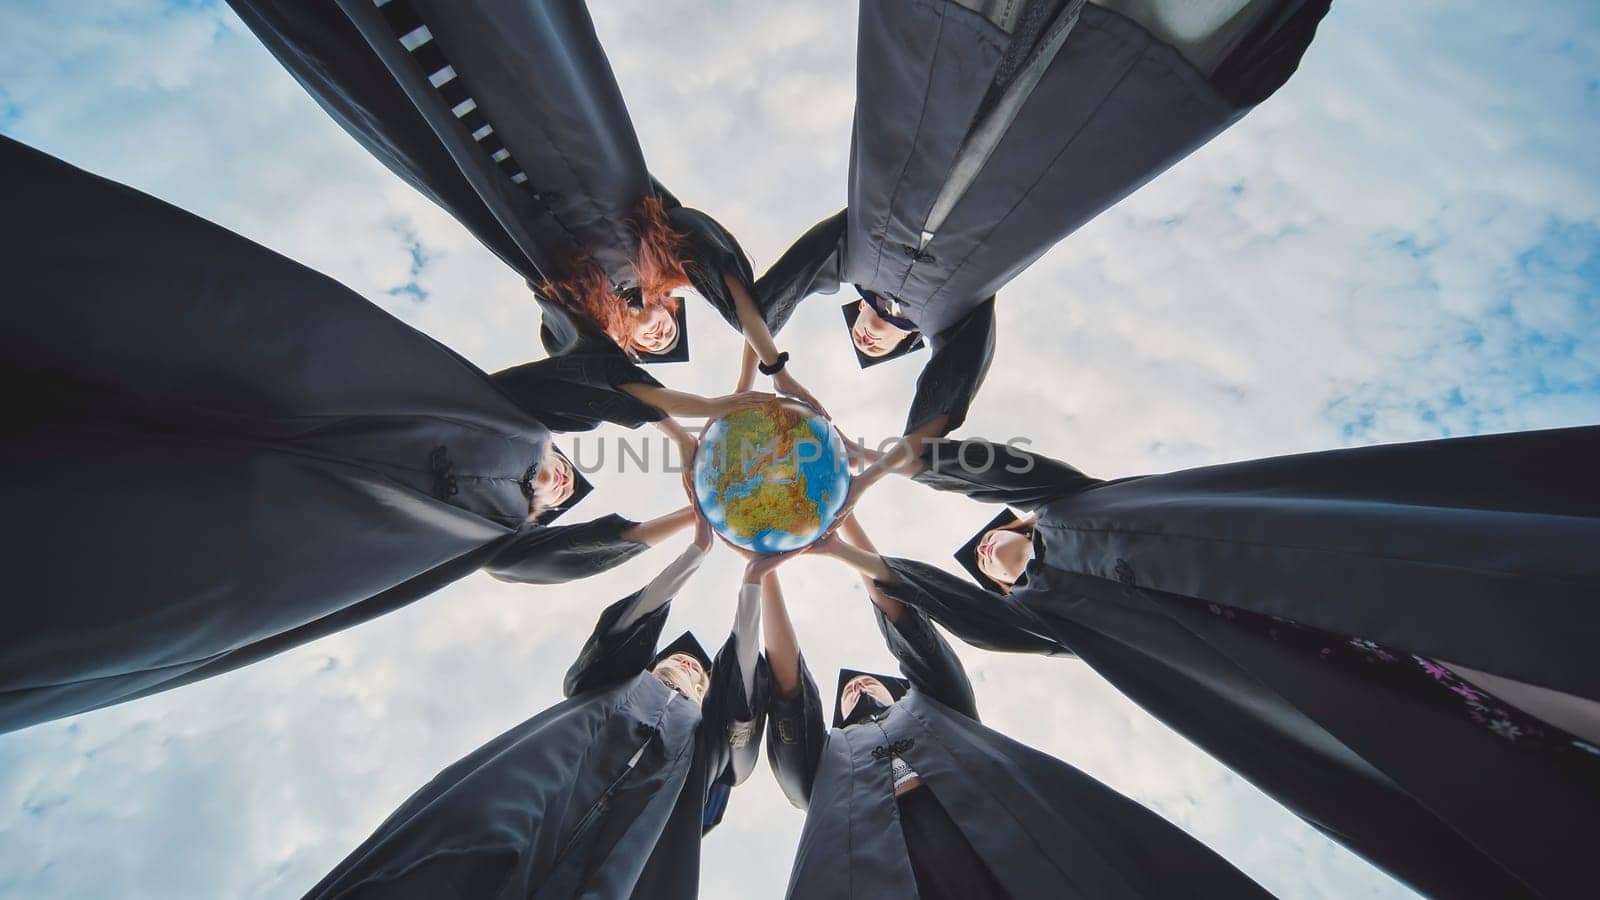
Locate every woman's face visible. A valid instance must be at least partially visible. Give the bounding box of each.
[839,675,896,720]
[977,528,1034,588]
[652,653,709,703]
[851,299,911,358]
[529,447,575,512]
[632,304,678,355]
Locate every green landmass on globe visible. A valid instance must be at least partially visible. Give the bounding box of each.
[715,404,826,539]
[693,399,850,553]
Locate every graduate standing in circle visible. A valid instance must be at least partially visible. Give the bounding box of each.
[759,517,1270,899]
[0,137,699,735]
[228,0,826,417]
[756,0,1330,488]
[852,431,1600,898]
[301,514,772,899]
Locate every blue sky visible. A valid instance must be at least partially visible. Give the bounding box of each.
[2,1,1598,898]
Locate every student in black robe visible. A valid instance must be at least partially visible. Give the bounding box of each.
[0,137,699,734]
[227,0,826,413]
[302,517,771,899]
[755,0,1330,480]
[855,431,1600,898]
[759,519,1268,899]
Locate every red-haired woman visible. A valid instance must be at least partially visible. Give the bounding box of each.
[229,0,823,425]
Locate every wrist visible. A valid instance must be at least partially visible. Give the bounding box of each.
[757,351,790,376]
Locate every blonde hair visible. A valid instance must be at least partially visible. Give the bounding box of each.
[653,657,710,702]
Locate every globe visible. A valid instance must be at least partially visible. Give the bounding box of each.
[692,399,852,553]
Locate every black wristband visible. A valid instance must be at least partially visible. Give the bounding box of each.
[758,351,790,376]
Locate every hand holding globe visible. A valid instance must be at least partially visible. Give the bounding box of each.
[691,399,852,554]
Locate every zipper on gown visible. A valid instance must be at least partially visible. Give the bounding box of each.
[530,727,657,900]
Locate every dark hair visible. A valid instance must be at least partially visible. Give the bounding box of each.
[840,299,925,368]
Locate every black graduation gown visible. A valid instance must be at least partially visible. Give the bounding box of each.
[494,297,669,434]
[755,0,1327,431]
[0,138,647,734]
[666,204,761,335]
[880,431,1600,898]
[227,0,642,286]
[303,593,769,899]
[765,605,1268,898]
[231,0,758,370]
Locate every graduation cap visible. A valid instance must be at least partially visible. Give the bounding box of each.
[531,448,594,524]
[833,667,911,728]
[841,297,925,369]
[627,285,692,364]
[954,508,1025,594]
[651,631,714,677]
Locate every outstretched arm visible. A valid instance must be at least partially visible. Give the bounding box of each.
[742,552,805,699]
[751,210,847,334]
[736,342,760,394]
[609,513,716,635]
[563,521,714,697]
[728,273,827,415]
[694,544,807,806]
[808,527,895,587]
[875,557,1071,657]
[835,415,955,518]
[836,515,904,623]
[727,551,825,810]
[731,271,784,371]
[618,506,697,547]
[900,439,1101,511]
[621,382,774,419]
[812,520,979,720]
[486,513,653,585]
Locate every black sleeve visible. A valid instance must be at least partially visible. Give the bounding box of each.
[225,0,564,285]
[910,439,1100,511]
[765,653,829,811]
[872,602,981,722]
[752,211,847,336]
[668,206,756,335]
[696,634,773,799]
[562,592,669,698]
[483,514,648,584]
[879,557,1072,657]
[648,175,682,211]
[903,297,996,435]
[531,287,663,389]
[490,354,664,432]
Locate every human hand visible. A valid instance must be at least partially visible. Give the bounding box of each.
[838,433,880,471]
[704,391,775,418]
[826,468,882,535]
[806,532,845,558]
[692,507,715,552]
[744,548,803,582]
[680,455,698,506]
[670,431,700,503]
[771,369,827,418]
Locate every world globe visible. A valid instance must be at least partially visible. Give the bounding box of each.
[692,399,852,553]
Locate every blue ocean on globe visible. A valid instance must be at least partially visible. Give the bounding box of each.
[692,401,851,553]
